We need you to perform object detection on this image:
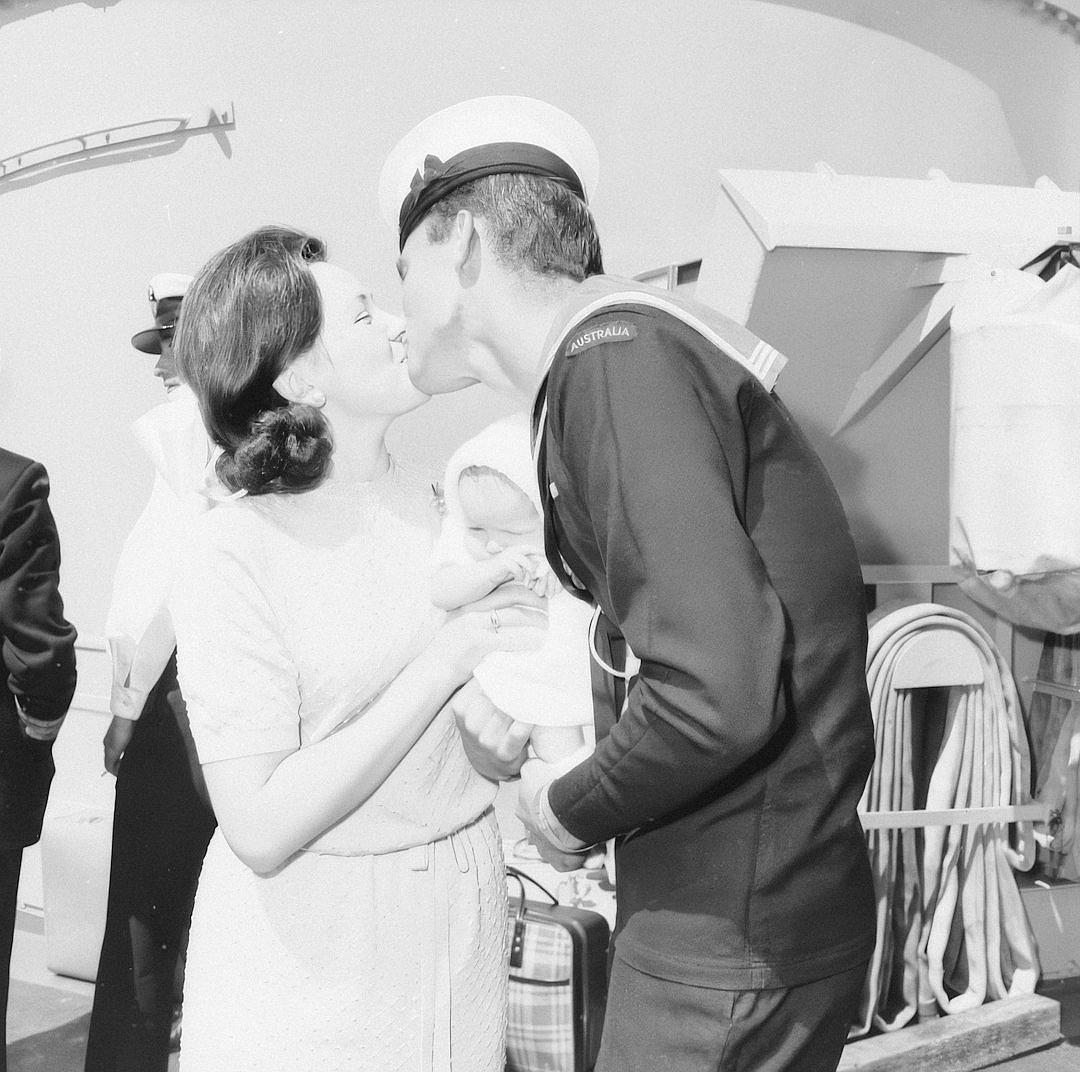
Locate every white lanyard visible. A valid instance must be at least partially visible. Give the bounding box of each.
[588,604,640,682]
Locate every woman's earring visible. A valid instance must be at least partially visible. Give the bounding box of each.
[309,390,326,408]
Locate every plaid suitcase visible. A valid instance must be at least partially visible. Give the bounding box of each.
[506,865,611,1072]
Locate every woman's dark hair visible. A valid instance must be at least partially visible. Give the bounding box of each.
[174,226,332,495]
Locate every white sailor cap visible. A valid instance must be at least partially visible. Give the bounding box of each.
[379,95,599,251]
[131,272,192,354]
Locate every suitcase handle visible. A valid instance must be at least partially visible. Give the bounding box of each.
[507,864,558,906]
[507,865,559,969]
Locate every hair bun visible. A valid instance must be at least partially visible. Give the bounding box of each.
[218,403,333,495]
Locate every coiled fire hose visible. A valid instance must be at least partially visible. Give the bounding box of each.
[854,603,1041,1037]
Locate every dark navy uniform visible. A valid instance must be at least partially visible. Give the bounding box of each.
[534,277,877,1070]
[0,449,77,1072]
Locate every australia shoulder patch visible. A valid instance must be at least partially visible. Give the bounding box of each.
[565,319,637,356]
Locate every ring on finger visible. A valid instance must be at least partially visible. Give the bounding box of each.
[490,609,501,633]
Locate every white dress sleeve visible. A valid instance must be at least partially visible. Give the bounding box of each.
[172,508,301,764]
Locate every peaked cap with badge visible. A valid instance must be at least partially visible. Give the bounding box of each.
[131,272,192,355]
[378,95,599,251]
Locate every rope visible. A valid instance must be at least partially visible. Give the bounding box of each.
[854,602,1040,1038]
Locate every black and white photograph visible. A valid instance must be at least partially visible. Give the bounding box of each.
[0,2,1078,1070]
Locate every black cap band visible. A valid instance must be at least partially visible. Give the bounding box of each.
[397,141,586,251]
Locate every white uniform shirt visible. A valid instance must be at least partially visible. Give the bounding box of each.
[105,386,211,720]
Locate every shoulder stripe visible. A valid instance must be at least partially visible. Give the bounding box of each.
[549,291,787,392]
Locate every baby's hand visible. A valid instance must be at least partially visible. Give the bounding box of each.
[526,565,562,599]
[491,546,543,586]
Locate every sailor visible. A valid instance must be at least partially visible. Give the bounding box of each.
[381,95,877,1072]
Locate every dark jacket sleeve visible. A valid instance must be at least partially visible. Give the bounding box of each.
[0,459,78,730]
[545,314,788,845]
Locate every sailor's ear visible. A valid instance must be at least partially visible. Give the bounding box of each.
[451,209,482,284]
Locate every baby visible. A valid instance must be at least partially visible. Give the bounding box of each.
[432,413,594,763]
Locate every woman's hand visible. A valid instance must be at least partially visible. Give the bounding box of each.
[436,582,547,678]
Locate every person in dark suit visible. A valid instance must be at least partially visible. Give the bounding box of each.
[84,275,216,1072]
[0,448,77,1072]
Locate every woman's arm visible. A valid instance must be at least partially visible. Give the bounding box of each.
[202,588,544,874]
[432,559,502,610]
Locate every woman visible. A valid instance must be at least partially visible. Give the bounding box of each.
[170,226,543,1070]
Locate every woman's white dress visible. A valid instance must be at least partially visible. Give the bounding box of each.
[171,462,507,1072]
